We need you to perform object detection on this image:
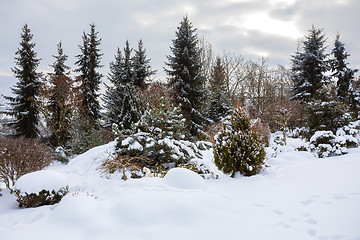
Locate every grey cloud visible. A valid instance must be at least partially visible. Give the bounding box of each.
[1,0,359,101]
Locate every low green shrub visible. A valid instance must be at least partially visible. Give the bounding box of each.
[15,187,68,208]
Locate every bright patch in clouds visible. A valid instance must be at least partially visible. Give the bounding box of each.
[244,12,299,39]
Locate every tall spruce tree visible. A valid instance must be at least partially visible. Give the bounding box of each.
[3,24,41,138]
[206,56,232,122]
[103,48,124,126]
[75,23,103,123]
[48,41,73,146]
[290,26,330,103]
[132,39,156,89]
[331,33,358,105]
[165,16,207,136]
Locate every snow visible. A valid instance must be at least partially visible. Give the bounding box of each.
[1,138,360,240]
[163,167,204,189]
[14,170,68,194]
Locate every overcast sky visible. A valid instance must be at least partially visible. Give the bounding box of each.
[1,0,359,103]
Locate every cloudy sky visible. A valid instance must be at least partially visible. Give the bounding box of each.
[1,0,359,103]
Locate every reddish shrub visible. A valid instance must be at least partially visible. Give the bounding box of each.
[0,136,52,191]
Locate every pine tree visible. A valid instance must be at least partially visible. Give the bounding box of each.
[206,56,232,122]
[3,24,41,138]
[75,23,103,123]
[165,16,208,136]
[132,39,156,89]
[290,26,330,103]
[214,105,265,177]
[331,34,358,105]
[47,42,73,146]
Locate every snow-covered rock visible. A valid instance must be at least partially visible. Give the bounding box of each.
[163,167,204,189]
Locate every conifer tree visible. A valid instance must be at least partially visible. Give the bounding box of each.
[3,24,41,138]
[132,39,156,89]
[47,41,73,146]
[165,16,208,136]
[51,41,70,76]
[331,34,358,105]
[103,48,124,126]
[206,56,232,122]
[75,23,103,123]
[118,84,141,130]
[122,40,133,84]
[214,105,265,177]
[290,26,330,103]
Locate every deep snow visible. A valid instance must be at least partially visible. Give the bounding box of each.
[1,139,360,240]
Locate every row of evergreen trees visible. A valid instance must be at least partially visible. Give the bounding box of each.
[3,17,233,152]
[290,26,359,136]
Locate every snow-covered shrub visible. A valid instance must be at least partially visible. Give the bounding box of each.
[304,100,353,138]
[14,170,68,208]
[109,97,205,179]
[336,120,360,147]
[0,136,52,191]
[309,131,348,158]
[214,106,266,177]
[288,127,309,139]
[177,161,213,179]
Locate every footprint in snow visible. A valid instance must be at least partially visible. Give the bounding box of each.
[307,228,317,237]
[273,209,283,215]
[304,218,317,225]
[301,199,313,206]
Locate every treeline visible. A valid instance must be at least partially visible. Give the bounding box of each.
[2,17,360,158]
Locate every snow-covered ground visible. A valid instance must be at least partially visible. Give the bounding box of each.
[1,140,360,240]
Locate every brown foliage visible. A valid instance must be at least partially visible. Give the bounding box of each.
[101,154,152,180]
[139,81,176,109]
[0,136,52,190]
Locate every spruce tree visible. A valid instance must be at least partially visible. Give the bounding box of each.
[118,83,141,130]
[3,24,41,138]
[206,56,232,122]
[331,34,358,105]
[165,16,208,136]
[51,41,70,76]
[103,48,124,126]
[132,39,156,89]
[47,41,73,146]
[122,40,133,84]
[290,26,330,103]
[75,23,103,123]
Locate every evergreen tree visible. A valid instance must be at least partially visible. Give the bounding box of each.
[206,56,232,122]
[118,83,141,130]
[132,39,156,89]
[103,48,124,126]
[75,23,103,123]
[50,41,70,76]
[214,105,265,177]
[290,26,330,103]
[331,34,358,105]
[122,40,133,84]
[165,16,208,136]
[47,42,73,146]
[3,24,41,138]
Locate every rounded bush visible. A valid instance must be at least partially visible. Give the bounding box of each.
[14,170,69,208]
[214,106,265,177]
